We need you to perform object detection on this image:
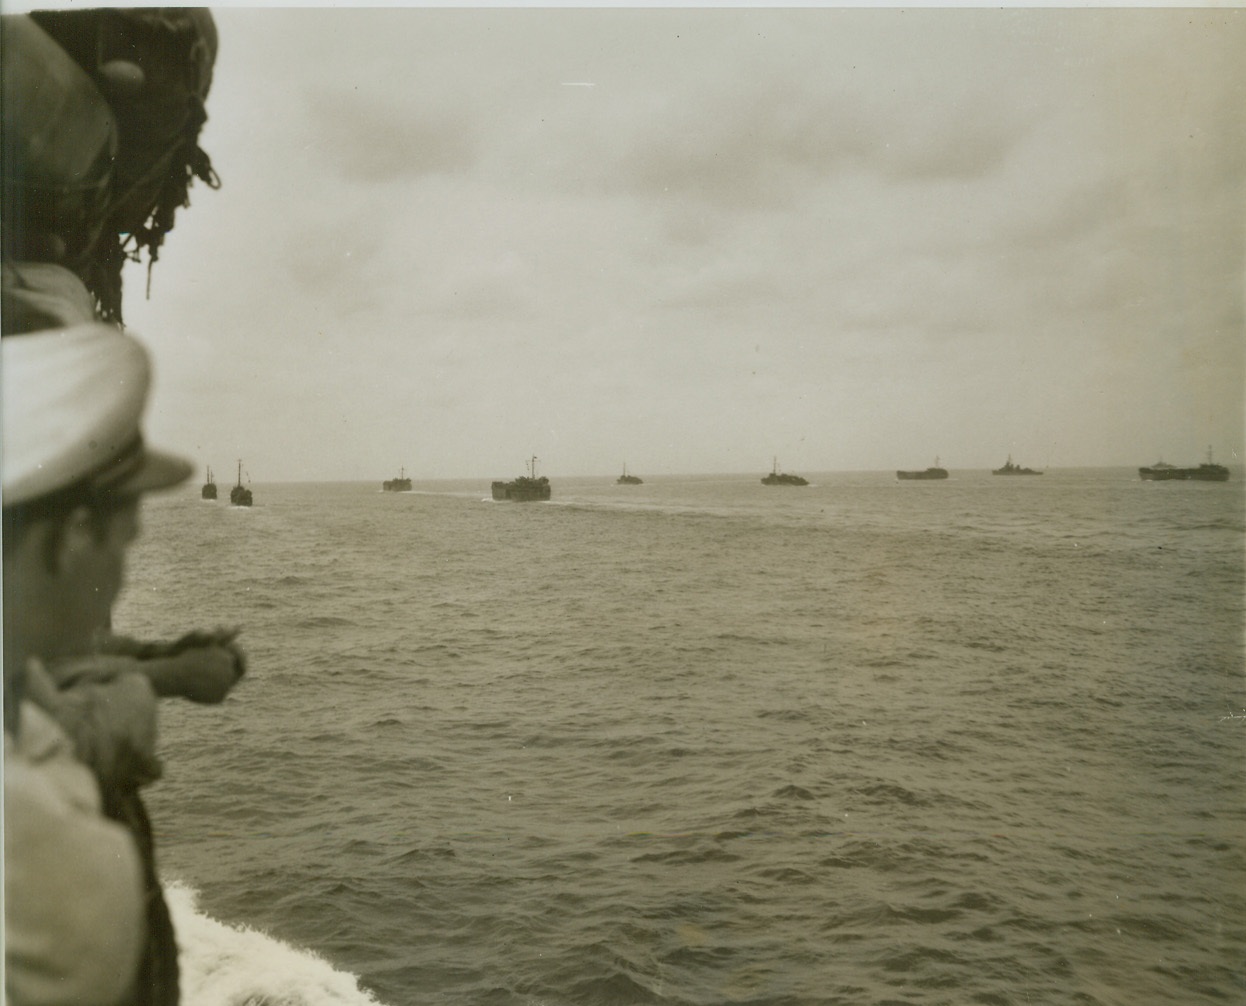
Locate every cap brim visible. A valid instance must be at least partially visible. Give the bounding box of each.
[97,445,193,497]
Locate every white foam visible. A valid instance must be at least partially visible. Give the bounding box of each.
[166,881,384,1006]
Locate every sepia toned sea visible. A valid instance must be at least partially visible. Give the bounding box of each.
[113,469,1244,1006]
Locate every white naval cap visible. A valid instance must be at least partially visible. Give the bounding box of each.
[2,323,193,507]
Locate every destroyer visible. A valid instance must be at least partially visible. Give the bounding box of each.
[492,456,551,501]
[993,455,1042,475]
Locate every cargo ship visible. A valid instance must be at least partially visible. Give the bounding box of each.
[492,456,551,501]
[201,466,217,499]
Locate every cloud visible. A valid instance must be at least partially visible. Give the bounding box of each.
[118,8,1244,478]
[596,24,1036,213]
[309,88,477,184]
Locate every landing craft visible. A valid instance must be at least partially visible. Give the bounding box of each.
[230,459,253,506]
[761,457,808,486]
[492,456,551,501]
[1139,447,1229,481]
[897,457,948,480]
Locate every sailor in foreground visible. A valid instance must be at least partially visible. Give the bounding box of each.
[2,322,193,1004]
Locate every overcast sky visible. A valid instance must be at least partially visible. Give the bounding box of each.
[109,5,1243,482]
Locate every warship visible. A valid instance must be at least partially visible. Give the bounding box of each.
[1139,448,1229,482]
[383,468,412,491]
[897,458,948,480]
[230,459,253,506]
[761,458,808,486]
[492,456,551,501]
[993,455,1042,476]
[616,463,643,485]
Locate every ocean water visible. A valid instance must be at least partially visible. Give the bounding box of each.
[113,470,1245,1006]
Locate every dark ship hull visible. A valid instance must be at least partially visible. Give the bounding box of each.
[201,484,217,499]
[993,457,1041,475]
[491,477,551,501]
[617,475,643,485]
[897,468,948,480]
[382,478,412,491]
[230,460,252,506]
[493,457,551,501]
[761,458,807,485]
[1139,464,1229,482]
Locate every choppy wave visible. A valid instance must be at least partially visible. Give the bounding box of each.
[167,882,384,1006]
[121,473,1245,1004]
